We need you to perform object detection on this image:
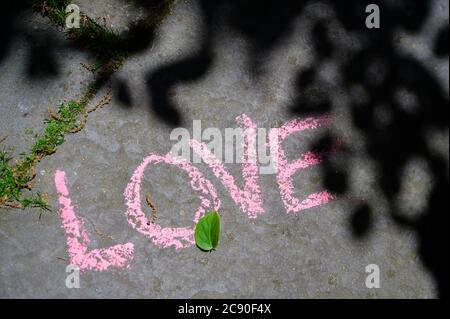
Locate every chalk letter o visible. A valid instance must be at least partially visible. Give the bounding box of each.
[124,153,220,249]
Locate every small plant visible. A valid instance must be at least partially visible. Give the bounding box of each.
[0,99,88,209]
[0,150,50,211]
[20,193,51,211]
[195,211,221,252]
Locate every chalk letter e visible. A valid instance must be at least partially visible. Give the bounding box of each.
[269,116,336,214]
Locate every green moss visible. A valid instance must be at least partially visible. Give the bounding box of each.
[32,101,85,155]
[0,151,21,202]
[33,0,71,26]
[71,26,125,59]
[20,193,51,210]
[0,151,49,210]
[0,99,87,209]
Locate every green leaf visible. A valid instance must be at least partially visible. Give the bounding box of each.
[195,211,221,252]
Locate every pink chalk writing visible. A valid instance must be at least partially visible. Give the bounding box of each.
[55,114,337,271]
[269,115,336,213]
[189,114,264,219]
[55,170,134,271]
[124,154,220,249]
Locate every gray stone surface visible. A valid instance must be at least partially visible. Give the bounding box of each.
[0,0,448,298]
[0,9,95,157]
[76,0,149,31]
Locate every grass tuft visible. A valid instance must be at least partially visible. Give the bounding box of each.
[0,99,87,210]
[1,150,49,210]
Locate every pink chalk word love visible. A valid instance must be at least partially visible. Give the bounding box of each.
[54,114,336,271]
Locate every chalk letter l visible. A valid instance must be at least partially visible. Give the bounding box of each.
[55,170,134,271]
